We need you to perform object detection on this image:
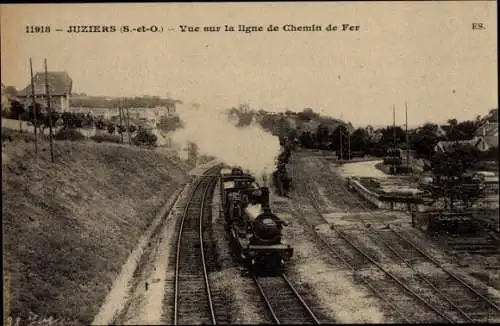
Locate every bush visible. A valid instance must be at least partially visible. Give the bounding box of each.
[478,147,498,160]
[2,128,36,143]
[2,130,14,143]
[54,128,85,141]
[90,134,122,144]
[132,128,157,146]
[107,124,115,134]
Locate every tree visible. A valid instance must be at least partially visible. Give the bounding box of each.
[128,124,137,134]
[107,123,116,134]
[27,102,44,127]
[60,112,84,129]
[298,131,314,149]
[315,123,330,147]
[330,125,350,152]
[425,143,484,210]
[452,120,477,140]
[410,123,440,158]
[117,124,127,134]
[39,111,60,132]
[350,128,370,153]
[379,125,406,147]
[297,108,319,122]
[132,127,157,146]
[447,118,458,127]
[95,119,106,130]
[9,100,25,120]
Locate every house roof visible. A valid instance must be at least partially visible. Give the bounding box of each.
[17,71,72,97]
[475,122,498,137]
[434,139,481,152]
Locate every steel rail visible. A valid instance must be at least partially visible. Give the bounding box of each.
[367,226,474,323]
[318,157,499,317]
[314,156,500,321]
[253,273,320,324]
[390,224,500,313]
[173,168,219,325]
[288,155,411,323]
[281,273,321,324]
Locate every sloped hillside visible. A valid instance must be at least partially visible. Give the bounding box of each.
[2,133,189,325]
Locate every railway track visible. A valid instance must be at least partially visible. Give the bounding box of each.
[173,171,220,325]
[378,225,500,322]
[312,156,500,322]
[293,154,500,323]
[254,273,320,324]
[291,155,466,322]
[289,155,411,323]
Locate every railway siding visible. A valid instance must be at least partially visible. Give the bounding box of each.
[293,153,500,322]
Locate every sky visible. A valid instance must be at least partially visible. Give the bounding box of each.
[1,2,497,127]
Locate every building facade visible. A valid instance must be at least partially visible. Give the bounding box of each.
[473,122,498,151]
[16,71,72,112]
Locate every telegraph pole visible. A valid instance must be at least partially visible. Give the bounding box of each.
[405,102,410,174]
[118,102,124,144]
[392,104,397,174]
[347,124,351,160]
[125,106,132,144]
[30,58,38,153]
[393,104,396,148]
[44,59,54,163]
[339,127,343,161]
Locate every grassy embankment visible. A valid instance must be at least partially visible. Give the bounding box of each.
[2,128,190,325]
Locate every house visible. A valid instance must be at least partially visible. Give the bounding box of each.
[433,138,498,153]
[435,125,450,137]
[473,121,498,151]
[1,83,7,111]
[16,71,72,112]
[434,139,481,153]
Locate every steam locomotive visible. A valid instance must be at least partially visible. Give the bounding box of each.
[220,167,293,272]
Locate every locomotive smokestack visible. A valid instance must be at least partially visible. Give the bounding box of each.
[260,186,270,208]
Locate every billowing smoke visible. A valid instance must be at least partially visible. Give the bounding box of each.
[245,203,263,219]
[170,104,281,184]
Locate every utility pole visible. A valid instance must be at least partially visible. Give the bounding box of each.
[347,124,351,160]
[392,104,397,174]
[339,127,343,161]
[44,59,54,163]
[30,58,38,153]
[393,104,396,148]
[125,106,132,144]
[405,102,410,175]
[118,102,124,144]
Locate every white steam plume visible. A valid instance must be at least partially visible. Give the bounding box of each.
[170,104,281,184]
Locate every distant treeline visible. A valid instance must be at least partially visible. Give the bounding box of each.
[70,95,182,108]
[229,105,499,160]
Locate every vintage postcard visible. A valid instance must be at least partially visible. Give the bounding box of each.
[1,2,498,325]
